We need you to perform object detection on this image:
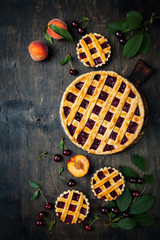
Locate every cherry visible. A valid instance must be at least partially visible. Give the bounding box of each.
[38,211,45,219]
[129,177,137,183]
[137,178,144,184]
[72,20,78,28]
[67,179,75,187]
[54,154,61,162]
[101,206,108,214]
[77,26,84,34]
[122,211,129,218]
[119,38,126,45]
[69,69,78,75]
[63,149,71,156]
[111,207,119,214]
[45,202,53,210]
[132,191,139,198]
[36,219,43,227]
[115,30,122,38]
[84,224,91,231]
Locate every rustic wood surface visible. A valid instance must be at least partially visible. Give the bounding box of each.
[0,0,160,239]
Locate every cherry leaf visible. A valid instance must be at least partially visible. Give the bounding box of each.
[29,180,40,188]
[130,195,154,214]
[149,13,155,24]
[48,220,56,230]
[132,155,146,172]
[116,186,132,212]
[59,138,64,150]
[31,190,39,200]
[143,174,154,184]
[134,213,155,226]
[44,26,54,46]
[49,24,73,43]
[123,33,143,59]
[60,55,69,65]
[59,167,64,175]
[118,218,137,230]
[119,166,138,178]
[106,21,128,34]
[139,32,150,56]
[125,11,143,30]
[82,16,90,21]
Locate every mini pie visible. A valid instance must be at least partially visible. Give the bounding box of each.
[60,71,145,155]
[91,167,125,201]
[76,33,111,67]
[55,190,89,224]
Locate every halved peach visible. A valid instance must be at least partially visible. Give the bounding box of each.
[67,155,89,177]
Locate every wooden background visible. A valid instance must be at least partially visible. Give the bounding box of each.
[0,0,160,239]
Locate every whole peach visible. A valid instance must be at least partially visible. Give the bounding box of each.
[28,41,48,61]
[47,19,68,39]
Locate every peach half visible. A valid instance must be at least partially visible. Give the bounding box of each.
[28,41,48,61]
[67,155,89,177]
[47,18,68,39]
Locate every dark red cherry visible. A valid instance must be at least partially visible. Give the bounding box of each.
[38,211,45,219]
[137,178,144,184]
[72,20,78,28]
[45,202,53,210]
[69,69,78,75]
[111,207,119,214]
[122,211,129,218]
[115,30,122,38]
[101,206,108,214]
[77,27,84,34]
[132,191,139,198]
[67,179,75,187]
[129,177,137,183]
[54,154,61,162]
[119,38,126,45]
[84,224,91,231]
[36,219,43,227]
[63,149,71,156]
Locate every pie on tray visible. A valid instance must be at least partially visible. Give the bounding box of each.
[91,167,125,201]
[60,71,145,155]
[55,190,89,224]
[77,33,111,67]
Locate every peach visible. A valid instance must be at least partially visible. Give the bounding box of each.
[28,41,48,61]
[67,155,89,177]
[47,18,68,39]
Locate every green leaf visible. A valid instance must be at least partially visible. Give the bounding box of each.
[134,213,155,226]
[44,26,54,46]
[29,180,39,188]
[60,55,69,65]
[116,186,132,212]
[130,195,154,214]
[107,200,117,208]
[59,138,64,150]
[48,220,56,230]
[132,155,146,171]
[134,183,141,190]
[49,24,73,43]
[143,174,154,184]
[139,32,150,56]
[59,167,64,175]
[123,33,143,59]
[111,223,119,227]
[93,215,99,220]
[149,13,155,24]
[106,21,128,34]
[82,16,90,21]
[125,11,143,30]
[119,167,138,178]
[118,218,137,230]
[31,189,39,200]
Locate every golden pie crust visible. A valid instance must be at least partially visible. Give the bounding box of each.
[60,71,145,155]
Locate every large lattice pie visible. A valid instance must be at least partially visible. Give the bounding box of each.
[60,71,145,155]
[91,167,125,201]
[77,33,111,67]
[55,190,89,224]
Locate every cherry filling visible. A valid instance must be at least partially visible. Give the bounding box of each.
[86,118,95,130]
[83,199,86,204]
[109,131,118,141]
[80,99,89,109]
[80,207,87,215]
[127,121,138,134]
[63,193,69,199]
[94,187,102,194]
[104,111,113,122]
[111,97,120,107]
[101,41,109,49]
[92,105,102,115]
[86,61,91,66]
[97,171,106,180]
[93,179,96,184]
[119,184,123,190]
[84,36,92,44]
[108,168,114,173]
[90,48,97,54]
[123,102,131,112]
[58,212,62,218]
[118,82,126,93]
[77,131,89,145]
[65,215,73,224]
[134,106,140,116]
[105,53,109,58]
[69,204,77,212]
[101,196,106,200]
[94,74,101,81]
[104,181,111,188]
[67,92,77,103]
[120,135,128,145]
[64,106,71,118]
[79,52,87,59]
[113,174,121,182]
[116,116,124,128]
[67,124,76,136]
[105,75,117,88]
[99,90,109,101]
[87,85,96,95]
[129,90,136,98]
[103,144,115,151]
[72,193,80,201]
[75,81,84,90]
[94,57,102,66]
[95,35,101,40]
[110,190,118,198]
[78,44,82,48]
[75,112,83,122]
[98,125,107,135]
[90,138,101,150]
[57,201,65,208]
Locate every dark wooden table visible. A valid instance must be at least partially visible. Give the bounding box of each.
[0,0,160,239]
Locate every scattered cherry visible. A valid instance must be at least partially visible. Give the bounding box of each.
[111,207,119,214]
[122,211,129,218]
[115,30,122,38]
[67,179,75,187]
[119,38,126,45]
[63,149,71,156]
[137,178,144,184]
[54,154,62,162]
[72,20,78,28]
[69,69,78,75]
[45,202,53,210]
[77,26,84,34]
[38,211,45,219]
[36,219,43,227]
[132,191,139,198]
[101,206,108,214]
[129,177,137,183]
[84,224,91,231]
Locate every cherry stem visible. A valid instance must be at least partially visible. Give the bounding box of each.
[39,188,48,205]
[58,175,69,183]
[140,183,146,196]
[43,154,54,158]
[44,217,54,223]
[89,217,99,226]
[82,21,89,29]
[126,31,133,40]
[104,216,122,227]
[68,60,74,69]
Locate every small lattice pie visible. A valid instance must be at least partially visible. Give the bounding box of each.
[77,33,111,67]
[55,190,89,224]
[91,167,125,201]
[60,71,145,155]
